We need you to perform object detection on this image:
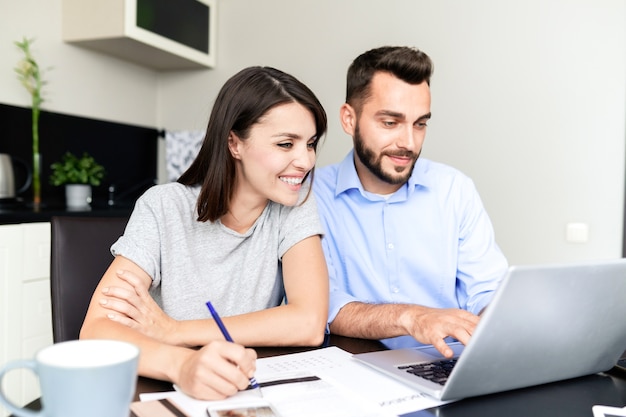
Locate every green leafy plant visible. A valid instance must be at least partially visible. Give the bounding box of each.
[14,37,48,207]
[49,152,106,186]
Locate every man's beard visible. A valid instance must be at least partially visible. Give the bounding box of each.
[353,124,419,185]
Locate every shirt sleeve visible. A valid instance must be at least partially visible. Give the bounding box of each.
[278,191,324,259]
[321,234,362,324]
[313,166,358,325]
[454,177,508,315]
[110,186,164,287]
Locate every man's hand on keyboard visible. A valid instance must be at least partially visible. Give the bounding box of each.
[400,306,480,358]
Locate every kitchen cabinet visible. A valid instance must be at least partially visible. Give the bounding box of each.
[62,0,217,70]
[0,223,52,417]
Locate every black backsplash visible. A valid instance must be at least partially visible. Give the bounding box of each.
[0,103,158,208]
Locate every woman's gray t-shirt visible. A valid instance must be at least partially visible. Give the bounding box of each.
[111,182,323,320]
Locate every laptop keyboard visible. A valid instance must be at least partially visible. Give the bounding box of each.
[397,358,458,386]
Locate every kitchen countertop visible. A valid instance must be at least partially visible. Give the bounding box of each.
[0,201,133,224]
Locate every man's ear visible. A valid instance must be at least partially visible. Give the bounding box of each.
[339,103,357,137]
[228,131,242,160]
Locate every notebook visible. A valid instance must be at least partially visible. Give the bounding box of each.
[353,259,626,401]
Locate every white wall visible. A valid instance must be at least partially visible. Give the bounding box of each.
[2,0,625,266]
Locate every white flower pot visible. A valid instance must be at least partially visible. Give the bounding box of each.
[65,184,92,209]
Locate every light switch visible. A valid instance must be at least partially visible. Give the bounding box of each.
[566,222,589,243]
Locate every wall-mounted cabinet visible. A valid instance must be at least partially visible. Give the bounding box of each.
[62,0,216,70]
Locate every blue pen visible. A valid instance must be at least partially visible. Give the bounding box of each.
[206,301,261,393]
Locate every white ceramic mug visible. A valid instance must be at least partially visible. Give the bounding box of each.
[0,339,139,417]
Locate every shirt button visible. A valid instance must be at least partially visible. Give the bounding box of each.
[387,243,394,250]
[392,287,399,293]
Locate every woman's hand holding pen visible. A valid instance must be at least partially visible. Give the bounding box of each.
[97,267,258,400]
[176,340,257,400]
[99,269,182,346]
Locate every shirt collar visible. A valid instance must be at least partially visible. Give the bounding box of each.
[335,149,432,198]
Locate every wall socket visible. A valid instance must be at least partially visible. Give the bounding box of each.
[566,222,589,243]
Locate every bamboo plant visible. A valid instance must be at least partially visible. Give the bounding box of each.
[14,37,46,209]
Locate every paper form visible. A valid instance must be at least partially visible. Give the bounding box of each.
[140,347,446,417]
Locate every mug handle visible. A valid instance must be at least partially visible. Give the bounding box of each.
[0,360,42,417]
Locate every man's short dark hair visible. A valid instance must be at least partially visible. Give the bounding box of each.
[346,46,433,111]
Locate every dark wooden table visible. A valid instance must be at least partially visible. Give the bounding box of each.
[15,336,626,417]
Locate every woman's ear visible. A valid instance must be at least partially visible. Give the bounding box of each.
[339,103,357,136]
[228,131,242,160]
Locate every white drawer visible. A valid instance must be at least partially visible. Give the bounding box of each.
[21,279,52,340]
[21,223,50,282]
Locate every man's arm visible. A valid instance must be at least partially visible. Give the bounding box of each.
[330,301,480,358]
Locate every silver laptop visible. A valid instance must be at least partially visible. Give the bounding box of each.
[353,259,626,401]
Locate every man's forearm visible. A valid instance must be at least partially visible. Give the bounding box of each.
[329,301,423,339]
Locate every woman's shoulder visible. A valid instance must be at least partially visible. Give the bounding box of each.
[137,182,200,208]
[141,181,197,196]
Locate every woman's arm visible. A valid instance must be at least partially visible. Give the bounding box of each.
[99,235,329,347]
[80,256,257,400]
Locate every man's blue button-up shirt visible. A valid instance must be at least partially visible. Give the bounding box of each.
[314,150,508,349]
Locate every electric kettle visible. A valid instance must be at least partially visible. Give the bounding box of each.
[0,154,32,200]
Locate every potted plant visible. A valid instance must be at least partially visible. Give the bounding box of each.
[49,152,106,209]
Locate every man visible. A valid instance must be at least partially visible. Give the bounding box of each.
[314,46,508,357]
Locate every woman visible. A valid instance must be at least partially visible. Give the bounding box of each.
[80,66,329,400]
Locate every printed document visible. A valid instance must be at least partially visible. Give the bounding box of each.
[140,346,446,417]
